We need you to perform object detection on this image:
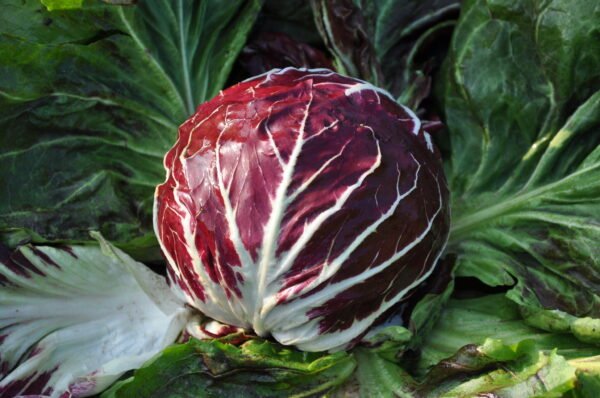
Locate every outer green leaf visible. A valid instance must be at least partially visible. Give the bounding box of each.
[102,337,356,398]
[566,355,600,398]
[41,0,82,10]
[0,0,260,259]
[121,0,262,115]
[519,306,600,346]
[443,0,600,331]
[310,0,383,85]
[439,349,576,398]
[417,295,600,374]
[414,295,599,397]
[354,347,417,398]
[255,0,322,46]
[405,268,454,352]
[361,325,413,363]
[340,294,600,397]
[423,338,540,385]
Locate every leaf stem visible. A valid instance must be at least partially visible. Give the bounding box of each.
[448,162,600,245]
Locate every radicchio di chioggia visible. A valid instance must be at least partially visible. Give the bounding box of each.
[154,68,450,352]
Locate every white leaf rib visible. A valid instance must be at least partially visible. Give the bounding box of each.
[154,106,222,300]
[271,179,447,351]
[211,244,250,325]
[295,71,337,80]
[315,173,442,297]
[400,105,421,136]
[263,101,286,168]
[158,197,207,304]
[226,148,244,195]
[310,245,445,351]
[314,158,421,284]
[244,67,333,84]
[304,119,339,143]
[264,168,442,330]
[162,106,229,306]
[215,107,255,298]
[313,81,395,102]
[292,243,446,352]
[253,86,315,333]
[424,131,434,152]
[168,184,218,305]
[374,184,382,212]
[169,231,237,326]
[285,136,351,205]
[325,218,349,265]
[266,130,383,289]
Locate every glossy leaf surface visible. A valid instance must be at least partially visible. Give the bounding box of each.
[155,68,450,351]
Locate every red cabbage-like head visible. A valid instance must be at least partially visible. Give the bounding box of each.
[154,68,450,351]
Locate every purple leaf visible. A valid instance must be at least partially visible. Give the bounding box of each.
[154,68,450,352]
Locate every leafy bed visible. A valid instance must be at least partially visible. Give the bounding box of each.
[0,0,598,397]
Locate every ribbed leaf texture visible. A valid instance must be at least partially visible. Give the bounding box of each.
[155,68,449,352]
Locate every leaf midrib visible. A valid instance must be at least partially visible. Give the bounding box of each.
[176,0,195,115]
[448,161,600,245]
[117,7,188,119]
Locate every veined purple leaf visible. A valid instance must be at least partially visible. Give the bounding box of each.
[0,232,189,398]
[154,68,450,352]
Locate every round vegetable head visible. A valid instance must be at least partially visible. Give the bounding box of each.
[155,68,450,351]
